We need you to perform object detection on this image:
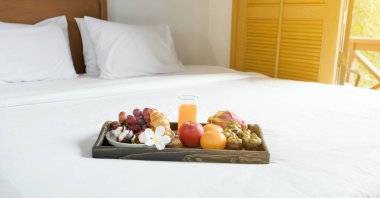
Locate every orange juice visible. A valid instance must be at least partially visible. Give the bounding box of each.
[178,104,197,128]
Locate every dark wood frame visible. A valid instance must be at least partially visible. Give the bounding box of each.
[93,122,270,164]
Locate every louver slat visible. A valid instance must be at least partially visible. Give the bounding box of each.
[244,19,278,77]
[278,20,323,82]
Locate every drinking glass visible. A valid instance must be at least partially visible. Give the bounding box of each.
[178,95,198,129]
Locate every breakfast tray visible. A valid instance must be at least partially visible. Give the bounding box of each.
[92,122,270,164]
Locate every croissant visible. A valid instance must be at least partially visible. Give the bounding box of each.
[150,109,175,138]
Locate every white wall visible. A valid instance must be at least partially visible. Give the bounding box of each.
[207,0,232,67]
[108,0,232,67]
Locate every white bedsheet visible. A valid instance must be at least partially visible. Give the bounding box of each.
[1,66,380,198]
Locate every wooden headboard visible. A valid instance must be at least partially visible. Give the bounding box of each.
[0,0,107,74]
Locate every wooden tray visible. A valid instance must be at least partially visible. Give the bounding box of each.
[92,122,270,164]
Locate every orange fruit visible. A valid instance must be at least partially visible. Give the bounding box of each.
[203,124,223,134]
[200,131,227,150]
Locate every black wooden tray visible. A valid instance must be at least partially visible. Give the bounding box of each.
[92,122,270,164]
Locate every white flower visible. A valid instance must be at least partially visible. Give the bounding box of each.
[138,126,171,150]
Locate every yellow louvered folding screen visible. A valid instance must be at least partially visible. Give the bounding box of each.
[246,19,278,77]
[278,20,323,81]
[231,0,343,84]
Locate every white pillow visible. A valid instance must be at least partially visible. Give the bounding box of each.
[84,16,183,79]
[75,18,99,76]
[0,16,70,44]
[0,24,77,82]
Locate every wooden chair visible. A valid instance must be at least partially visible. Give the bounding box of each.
[346,37,380,90]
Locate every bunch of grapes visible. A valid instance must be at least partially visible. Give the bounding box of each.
[117,108,152,134]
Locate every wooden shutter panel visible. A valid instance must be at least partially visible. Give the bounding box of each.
[278,20,323,81]
[231,0,343,83]
[245,19,279,77]
[232,0,281,77]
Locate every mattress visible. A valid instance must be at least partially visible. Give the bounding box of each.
[1,65,380,198]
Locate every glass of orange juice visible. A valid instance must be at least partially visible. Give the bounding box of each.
[178,95,198,129]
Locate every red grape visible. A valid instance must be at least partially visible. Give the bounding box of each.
[136,117,146,126]
[143,108,151,122]
[110,121,120,130]
[133,108,143,117]
[144,115,150,123]
[126,115,137,126]
[130,125,142,134]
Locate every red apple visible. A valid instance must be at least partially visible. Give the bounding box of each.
[179,121,204,148]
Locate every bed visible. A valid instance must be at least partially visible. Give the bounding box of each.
[1,1,380,198]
